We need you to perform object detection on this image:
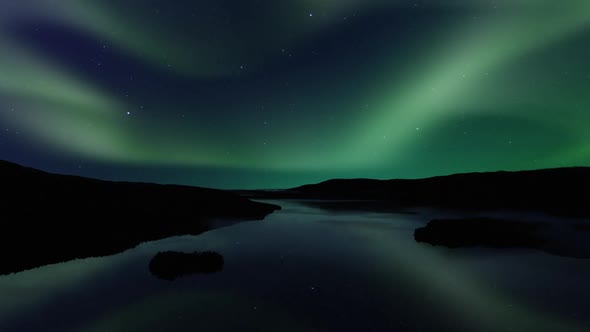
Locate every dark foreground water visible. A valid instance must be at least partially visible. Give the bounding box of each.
[1,200,589,332]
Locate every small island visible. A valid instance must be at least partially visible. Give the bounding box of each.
[414,218,545,249]
[149,251,224,281]
[414,217,590,258]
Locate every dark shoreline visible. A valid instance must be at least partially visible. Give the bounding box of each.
[0,160,280,275]
[239,167,590,258]
[3,160,590,274]
[238,167,590,218]
[414,217,590,258]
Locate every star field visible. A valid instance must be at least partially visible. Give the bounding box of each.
[1,1,589,188]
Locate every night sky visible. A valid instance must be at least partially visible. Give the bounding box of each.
[1,1,589,188]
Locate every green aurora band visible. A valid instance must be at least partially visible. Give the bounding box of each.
[0,1,589,188]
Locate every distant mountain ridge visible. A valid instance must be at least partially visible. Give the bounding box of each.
[248,167,590,217]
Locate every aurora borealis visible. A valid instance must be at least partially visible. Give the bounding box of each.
[1,1,589,188]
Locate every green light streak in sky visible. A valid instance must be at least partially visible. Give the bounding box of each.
[64,0,363,77]
[0,44,116,112]
[341,4,590,169]
[1,1,589,186]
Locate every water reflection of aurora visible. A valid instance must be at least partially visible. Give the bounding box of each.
[1,202,587,331]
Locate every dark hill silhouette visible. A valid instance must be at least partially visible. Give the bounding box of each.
[243,167,590,217]
[0,160,280,275]
[238,167,590,258]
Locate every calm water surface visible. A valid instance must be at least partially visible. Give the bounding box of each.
[1,200,589,332]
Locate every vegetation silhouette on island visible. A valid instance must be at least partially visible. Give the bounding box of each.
[149,251,224,281]
[414,217,590,258]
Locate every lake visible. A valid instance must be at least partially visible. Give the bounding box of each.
[1,200,589,332]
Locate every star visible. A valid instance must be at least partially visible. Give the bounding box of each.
[1,1,588,189]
